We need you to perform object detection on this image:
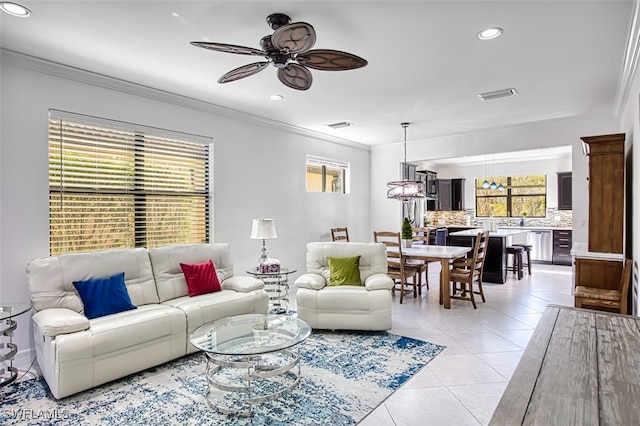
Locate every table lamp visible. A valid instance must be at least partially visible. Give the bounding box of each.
[250,218,278,265]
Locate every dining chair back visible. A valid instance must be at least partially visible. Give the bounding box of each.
[331,227,350,242]
[449,231,489,308]
[373,231,419,304]
[409,227,431,290]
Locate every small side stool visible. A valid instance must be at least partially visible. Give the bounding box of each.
[512,243,532,275]
[506,246,524,280]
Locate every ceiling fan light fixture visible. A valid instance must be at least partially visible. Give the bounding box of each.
[478,27,503,40]
[0,1,31,17]
[478,88,517,101]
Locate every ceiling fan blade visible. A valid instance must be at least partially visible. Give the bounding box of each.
[190,41,266,57]
[297,49,368,71]
[218,62,269,84]
[272,22,316,54]
[277,64,312,91]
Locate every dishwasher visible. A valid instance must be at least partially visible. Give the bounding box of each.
[527,230,553,262]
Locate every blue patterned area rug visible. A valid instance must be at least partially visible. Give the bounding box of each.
[2,332,444,425]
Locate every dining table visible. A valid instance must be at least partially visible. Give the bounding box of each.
[388,244,473,308]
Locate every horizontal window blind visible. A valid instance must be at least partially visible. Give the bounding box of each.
[49,110,211,255]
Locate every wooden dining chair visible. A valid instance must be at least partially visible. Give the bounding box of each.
[331,227,350,242]
[575,258,632,314]
[449,231,489,308]
[373,231,419,304]
[408,227,431,291]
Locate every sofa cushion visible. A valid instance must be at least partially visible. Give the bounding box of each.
[328,256,362,286]
[305,242,389,282]
[73,272,137,319]
[149,243,235,303]
[180,260,222,297]
[26,248,159,313]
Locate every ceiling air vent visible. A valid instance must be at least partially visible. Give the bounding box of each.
[327,121,353,129]
[478,88,518,101]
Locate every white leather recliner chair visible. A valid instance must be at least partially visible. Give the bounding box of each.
[294,242,394,331]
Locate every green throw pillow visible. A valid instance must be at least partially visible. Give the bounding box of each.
[327,256,362,286]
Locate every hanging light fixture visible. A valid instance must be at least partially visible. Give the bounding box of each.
[489,154,497,190]
[482,154,490,189]
[386,122,425,201]
[497,153,504,191]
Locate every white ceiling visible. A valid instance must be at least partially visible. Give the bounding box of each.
[0,1,634,152]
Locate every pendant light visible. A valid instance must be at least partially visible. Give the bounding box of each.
[497,153,504,191]
[386,122,425,200]
[489,154,497,190]
[482,154,490,189]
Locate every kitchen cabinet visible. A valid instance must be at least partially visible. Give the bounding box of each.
[557,172,572,210]
[430,178,465,211]
[580,133,624,254]
[552,230,572,265]
[416,170,437,199]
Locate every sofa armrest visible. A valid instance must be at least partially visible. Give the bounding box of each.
[32,308,90,337]
[294,273,327,290]
[221,276,265,293]
[364,274,394,291]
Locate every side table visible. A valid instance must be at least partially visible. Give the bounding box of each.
[246,267,297,314]
[1,302,31,388]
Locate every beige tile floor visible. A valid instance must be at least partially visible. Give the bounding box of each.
[357,262,574,426]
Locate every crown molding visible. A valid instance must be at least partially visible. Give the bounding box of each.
[0,49,369,152]
[613,0,640,117]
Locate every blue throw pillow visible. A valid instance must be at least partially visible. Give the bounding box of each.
[73,272,137,319]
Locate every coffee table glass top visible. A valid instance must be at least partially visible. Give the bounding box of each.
[1,302,31,321]
[190,314,311,356]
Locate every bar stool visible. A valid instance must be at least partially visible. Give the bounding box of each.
[512,243,532,275]
[506,246,524,280]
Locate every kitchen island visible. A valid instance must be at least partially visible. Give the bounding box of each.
[448,228,530,284]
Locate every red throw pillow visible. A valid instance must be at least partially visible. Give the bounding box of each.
[180,260,222,297]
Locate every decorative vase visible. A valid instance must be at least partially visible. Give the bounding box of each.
[403,239,413,248]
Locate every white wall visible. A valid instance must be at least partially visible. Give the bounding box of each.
[371,116,620,243]
[0,55,371,357]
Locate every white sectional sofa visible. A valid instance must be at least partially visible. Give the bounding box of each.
[26,243,268,399]
[294,242,394,331]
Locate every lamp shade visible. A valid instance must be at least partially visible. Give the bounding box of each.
[250,218,278,239]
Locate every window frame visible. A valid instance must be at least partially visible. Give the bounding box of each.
[305,155,350,194]
[48,109,212,255]
[475,175,547,218]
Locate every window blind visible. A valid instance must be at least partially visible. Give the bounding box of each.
[49,110,211,255]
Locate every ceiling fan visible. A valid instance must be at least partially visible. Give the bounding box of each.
[190,13,368,91]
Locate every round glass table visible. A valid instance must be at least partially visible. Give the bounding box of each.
[1,302,31,387]
[245,267,297,314]
[190,313,311,416]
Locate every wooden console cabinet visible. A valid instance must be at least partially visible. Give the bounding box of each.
[580,133,625,254]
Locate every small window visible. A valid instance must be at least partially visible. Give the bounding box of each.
[306,156,349,193]
[475,174,547,218]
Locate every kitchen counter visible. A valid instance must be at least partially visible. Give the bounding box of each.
[449,228,529,238]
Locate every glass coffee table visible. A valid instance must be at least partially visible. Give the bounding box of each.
[189,313,311,416]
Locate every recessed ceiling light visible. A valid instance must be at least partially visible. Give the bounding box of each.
[0,1,31,17]
[171,12,180,18]
[269,94,283,101]
[478,88,518,101]
[478,27,503,40]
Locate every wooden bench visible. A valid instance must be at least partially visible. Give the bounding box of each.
[490,305,640,425]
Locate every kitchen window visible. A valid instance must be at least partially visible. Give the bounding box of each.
[306,156,349,193]
[475,175,546,218]
[48,110,211,255]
